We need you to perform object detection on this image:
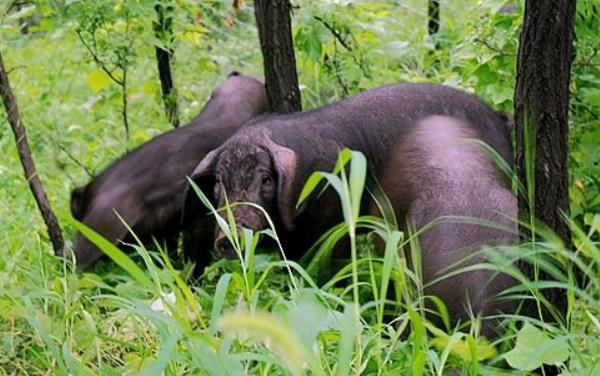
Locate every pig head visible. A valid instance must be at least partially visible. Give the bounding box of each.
[183,129,302,259]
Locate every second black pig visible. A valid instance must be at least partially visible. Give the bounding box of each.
[70,72,268,267]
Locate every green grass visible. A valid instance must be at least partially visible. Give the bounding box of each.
[1,0,600,374]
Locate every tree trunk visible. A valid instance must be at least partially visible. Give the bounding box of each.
[254,0,302,113]
[428,0,440,46]
[154,0,180,128]
[0,49,64,255]
[514,0,576,321]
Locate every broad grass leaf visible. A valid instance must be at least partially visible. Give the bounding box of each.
[21,298,67,373]
[412,349,427,376]
[62,343,96,376]
[430,333,497,362]
[336,303,360,376]
[297,148,353,208]
[139,331,181,376]
[505,322,570,371]
[210,273,232,336]
[297,171,326,208]
[348,150,366,220]
[378,230,402,324]
[286,290,337,350]
[191,339,244,376]
[304,223,348,280]
[69,218,153,288]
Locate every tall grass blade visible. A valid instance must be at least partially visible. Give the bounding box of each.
[69,218,153,289]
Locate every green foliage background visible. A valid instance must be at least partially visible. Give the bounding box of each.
[1,0,599,374]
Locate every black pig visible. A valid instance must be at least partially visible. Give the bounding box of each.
[185,84,512,254]
[183,83,516,326]
[70,72,268,267]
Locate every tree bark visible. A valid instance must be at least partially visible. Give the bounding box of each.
[254,0,302,113]
[154,0,180,128]
[428,0,440,45]
[514,0,576,321]
[0,49,64,255]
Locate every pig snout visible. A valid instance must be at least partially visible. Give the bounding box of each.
[214,234,238,259]
[213,205,266,259]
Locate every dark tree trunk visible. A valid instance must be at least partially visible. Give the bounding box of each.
[154,0,180,128]
[0,50,64,255]
[254,0,302,113]
[428,0,440,43]
[514,0,576,322]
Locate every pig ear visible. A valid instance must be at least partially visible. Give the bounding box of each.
[181,148,221,228]
[71,186,87,220]
[190,147,221,180]
[264,136,298,231]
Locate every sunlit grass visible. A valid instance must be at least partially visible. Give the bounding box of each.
[8,148,588,375]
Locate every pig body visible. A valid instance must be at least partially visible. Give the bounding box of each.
[186,83,512,257]
[184,83,516,328]
[376,115,516,332]
[70,73,268,267]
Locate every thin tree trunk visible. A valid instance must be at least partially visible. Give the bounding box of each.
[154,0,179,128]
[428,0,440,48]
[254,0,302,113]
[0,49,64,255]
[121,67,130,142]
[514,0,576,322]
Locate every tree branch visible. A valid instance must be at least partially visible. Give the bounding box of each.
[474,37,516,57]
[153,0,180,128]
[76,29,123,85]
[428,0,440,49]
[313,15,371,79]
[0,49,64,255]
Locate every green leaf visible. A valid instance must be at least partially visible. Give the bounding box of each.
[505,322,570,371]
[8,4,36,20]
[210,273,232,336]
[139,331,181,376]
[296,171,326,208]
[86,69,112,92]
[348,150,367,221]
[336,303,360,376]
[191,339,244,376]
[286,290,337,350]
[430,332,497,362]
[69,218,153,289]
[485,83,513,105]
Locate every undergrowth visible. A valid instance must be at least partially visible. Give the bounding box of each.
[1,0,599,375]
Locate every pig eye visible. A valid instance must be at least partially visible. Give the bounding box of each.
[261,174,273,186]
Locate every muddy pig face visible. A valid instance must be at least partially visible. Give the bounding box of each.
[188,135,298,258]
[212,143,276,255]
